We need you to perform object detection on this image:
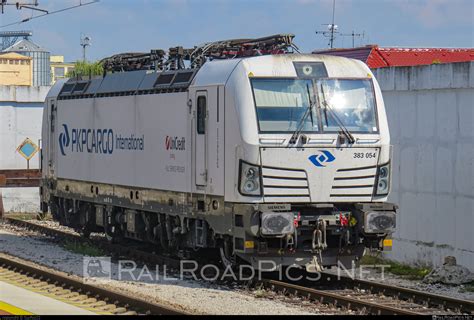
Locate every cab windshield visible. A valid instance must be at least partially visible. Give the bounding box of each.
[252,79,318,133]
[251,78,378,133]
[318,79,377,133]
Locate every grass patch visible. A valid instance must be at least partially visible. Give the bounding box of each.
[360,254,431,280]
[63,241,104,257]
[4,212,53,221]
[460,282,474,293]
[36,212,53,221]
[4,213,37,221]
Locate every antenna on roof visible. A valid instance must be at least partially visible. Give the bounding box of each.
[340,30,365,48]
[315,0,365,49]
[315,0,338,48]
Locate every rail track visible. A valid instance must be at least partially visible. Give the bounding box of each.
[256,277,473,315]
[2,217,473,316]
[0,254,186,315]
[322,272,474,314]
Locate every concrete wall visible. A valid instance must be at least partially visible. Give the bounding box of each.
[0,85,49,212]
[373,62,474,271]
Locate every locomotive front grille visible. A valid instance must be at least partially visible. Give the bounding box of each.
[262,166,310,203]
[330,165,377,201]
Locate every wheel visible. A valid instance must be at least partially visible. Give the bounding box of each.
[219,239,236,269]
[103,207,124,244]
[50,201,61,221]
[79,226,91,239]
[104,221,124,244]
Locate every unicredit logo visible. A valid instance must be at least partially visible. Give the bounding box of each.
[165,136,185,151]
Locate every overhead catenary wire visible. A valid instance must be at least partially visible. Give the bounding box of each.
[0,0,99,29]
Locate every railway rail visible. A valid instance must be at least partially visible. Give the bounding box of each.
[0,254,186,315]
[2,217,473,316]
[257,278,473,315]
[322,272,474,314]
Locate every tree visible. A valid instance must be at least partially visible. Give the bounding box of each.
[66,61,103,78]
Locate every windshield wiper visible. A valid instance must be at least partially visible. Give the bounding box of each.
[319,84,356,145]
[289,85,316,146]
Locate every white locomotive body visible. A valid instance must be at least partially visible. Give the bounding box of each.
[41,53,396,271]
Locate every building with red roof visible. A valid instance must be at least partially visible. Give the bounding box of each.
[313,45,474,68]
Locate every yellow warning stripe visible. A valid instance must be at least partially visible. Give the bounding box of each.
[0,301,33,315]
[0,276,112,315]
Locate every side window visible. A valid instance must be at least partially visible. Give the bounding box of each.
[197,96,206,134]
[51,103,55,132]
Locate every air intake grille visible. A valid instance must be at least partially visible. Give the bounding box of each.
[330,165,377,200]
[262,166,310,203]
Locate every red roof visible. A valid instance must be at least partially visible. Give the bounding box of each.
[313,45,474,68]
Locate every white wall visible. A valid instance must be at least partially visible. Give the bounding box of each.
[373,62,474,271]
[0,86,49,213]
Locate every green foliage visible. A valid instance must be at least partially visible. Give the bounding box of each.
[460,282,474,293]
[360,254,432,280]
[36,211,51,221]
[63,240,104,257]
[5,213,37,221]
[66,61,103,78]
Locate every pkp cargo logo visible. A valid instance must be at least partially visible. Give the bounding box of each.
[59,124,70,156]
[309,150,335,167]
[58,123,143,156]
[165,136,186,151]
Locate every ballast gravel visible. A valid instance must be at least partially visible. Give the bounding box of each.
[23,219,474,301]
[2,219,472,314]
[324,262,474,301]
[0,222,332,315]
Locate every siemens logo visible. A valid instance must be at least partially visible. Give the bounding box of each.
[59,124,145,156]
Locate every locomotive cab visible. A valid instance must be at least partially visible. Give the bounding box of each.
[212,55,397,271]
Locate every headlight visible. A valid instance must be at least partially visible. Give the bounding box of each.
[261,212,295,236]
[243,180,258,193]
[379,166,389,178]
[375,163,390,196]
[239,161,262,196]
[364,211,396,234]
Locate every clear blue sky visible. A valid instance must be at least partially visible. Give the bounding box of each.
[0,0,473,62]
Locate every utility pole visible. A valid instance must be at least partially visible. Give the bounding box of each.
[80,34,91,62]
